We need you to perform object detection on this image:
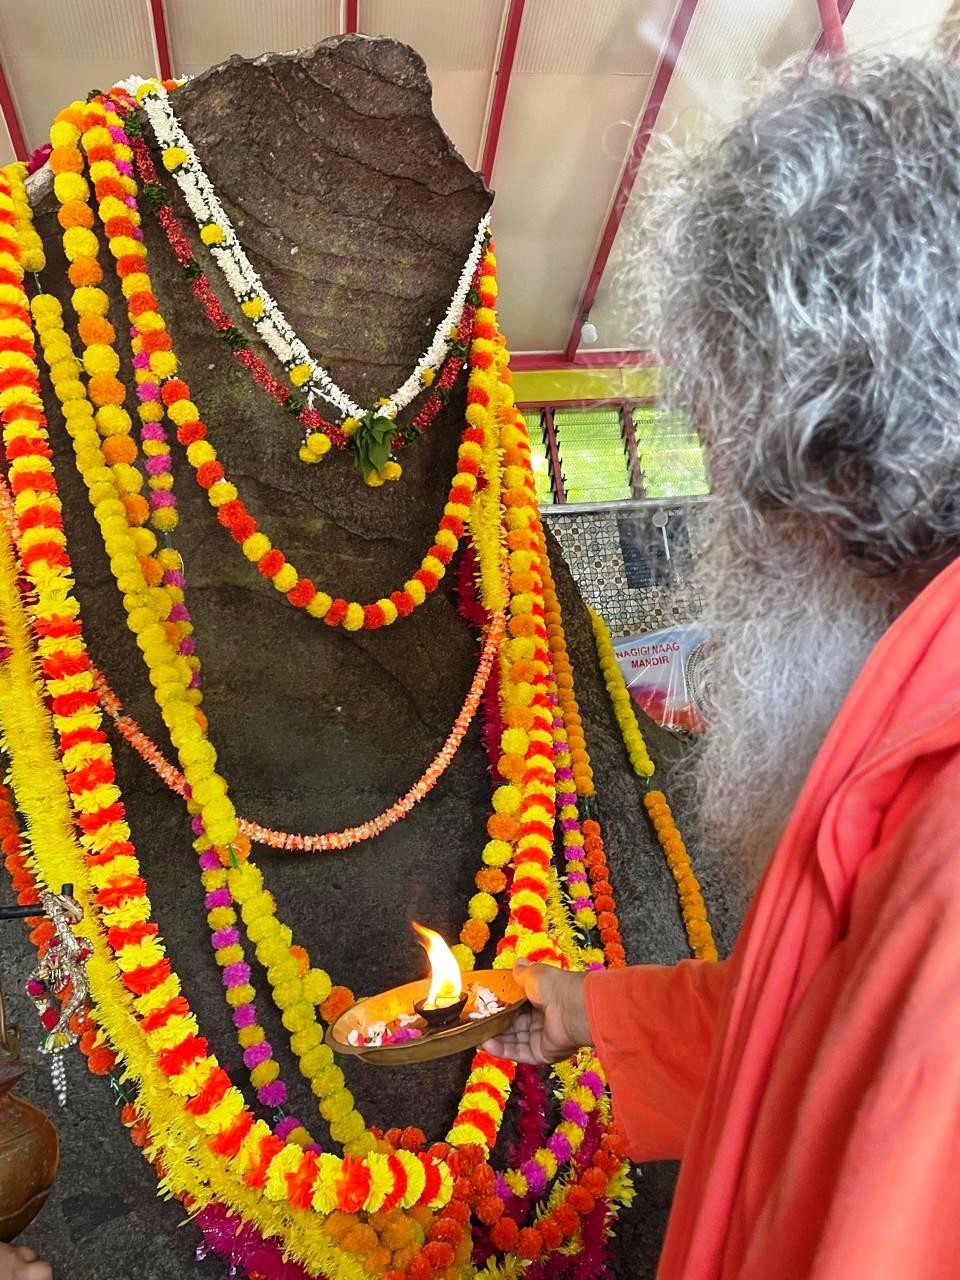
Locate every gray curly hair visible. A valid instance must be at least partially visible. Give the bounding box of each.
[638,57,960,882]
[646,56,960,574]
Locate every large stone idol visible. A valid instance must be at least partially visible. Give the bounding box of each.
[14,34,714,1277]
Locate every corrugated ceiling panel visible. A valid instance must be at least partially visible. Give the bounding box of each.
[492,0,662,349]
[0,117,14,168]
[362,0,504,166]
[166,0,341,78]
[363,0,504,71]
[0,0,155,152]
[516,0,661,76]
[842,0,951,54]
[588,0,823,350]
[681,0,818,81]
[493,71,654,351]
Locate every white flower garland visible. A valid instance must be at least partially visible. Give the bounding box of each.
[127,78,490,424]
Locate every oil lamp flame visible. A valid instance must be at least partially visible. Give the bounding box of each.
[412,922,462,1009]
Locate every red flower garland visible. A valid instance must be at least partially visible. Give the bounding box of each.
[126,125,473,454]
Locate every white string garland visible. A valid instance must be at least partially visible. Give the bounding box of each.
[126,78,490,425]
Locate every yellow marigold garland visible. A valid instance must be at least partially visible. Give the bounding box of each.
[589,607,716,960]
[6,163,45,273]
[14,282,449,1234]
[0,136,642,1276]
[0,200,376,1268]
[30,289,373,1156]
[49,103,152,531]
[589,606,654,778]
[536,522,594,796]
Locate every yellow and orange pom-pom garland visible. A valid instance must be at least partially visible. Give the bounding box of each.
[0,84,712,1280]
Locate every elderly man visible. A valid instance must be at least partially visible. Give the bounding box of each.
[487,57,960,1279]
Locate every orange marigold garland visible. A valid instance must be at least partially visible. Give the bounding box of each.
[644,790,718,962]
[0,185,452,1262]
[0,111,644,1278]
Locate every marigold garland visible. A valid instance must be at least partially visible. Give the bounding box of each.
[49,105,152,532]
[125,122,473,464]
[0,127,647,1278]
[29,286,372,1158]
[643,791,718,962]
[588,607,716,962]
[536,523,594,797]
[90,606,503,854]
[130,79,489,432]
[589,607,654,778]
[9,165,570,1274]
[0,515,371,1280]
[0,189,453,1251]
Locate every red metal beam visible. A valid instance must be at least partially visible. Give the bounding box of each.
[0,57,27,162]
[562,0,701,362]
[814,0,852,55]
[542,407,566,504]
[480,0,525,187]
[344,0,359,34]
[512,350,657,372]
[560,1,697,361]
[518,396,659,411]
[148,0,173,81]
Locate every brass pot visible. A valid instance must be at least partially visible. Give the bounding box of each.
[0,992,59,1242]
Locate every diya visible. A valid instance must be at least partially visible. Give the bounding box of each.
[327,923,527,1066]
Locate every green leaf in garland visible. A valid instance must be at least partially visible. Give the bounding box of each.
[352,411,398,480]
[221,326,248,352]
[284,394,305,418]
[124,112,144,138]
[142,183,166,213]
[183,258,204,282]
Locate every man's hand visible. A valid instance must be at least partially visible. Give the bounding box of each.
[0,1244,52,1280]
[483,961,592,1064]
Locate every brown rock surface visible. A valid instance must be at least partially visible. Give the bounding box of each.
[6,34,736,1278]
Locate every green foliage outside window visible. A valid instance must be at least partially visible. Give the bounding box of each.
[633,406,709,498]
[553,408,632,503]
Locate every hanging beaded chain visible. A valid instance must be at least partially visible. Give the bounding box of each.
[24,887,92,1105]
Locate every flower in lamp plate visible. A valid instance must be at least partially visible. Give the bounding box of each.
[348,1021,387,1048]
[468,987,504,1020]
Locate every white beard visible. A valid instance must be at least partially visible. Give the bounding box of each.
[693,502,905,884]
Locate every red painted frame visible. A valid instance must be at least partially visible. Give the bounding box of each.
[814,0,852,55]
[517,397,658,411]
[344,0,359,35]
[562,0,702,361]
[541,406,566,503]
[511,350,657,372]
[519,397,660,504]
[480,0,526,187]
[0,58,27,162]
[148,0,173,81]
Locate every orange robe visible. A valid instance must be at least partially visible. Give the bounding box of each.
[586,557,960,1279]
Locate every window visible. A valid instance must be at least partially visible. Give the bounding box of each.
[633,406,709,498]
[553,408,632,503]
[518,402,709,506]
[522,410,554,505]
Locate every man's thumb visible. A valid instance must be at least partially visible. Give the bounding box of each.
[514,960,554,1008]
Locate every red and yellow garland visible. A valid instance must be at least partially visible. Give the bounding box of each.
[0,90,665,1278]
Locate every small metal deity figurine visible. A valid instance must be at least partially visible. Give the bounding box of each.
[0,884,92,1107]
